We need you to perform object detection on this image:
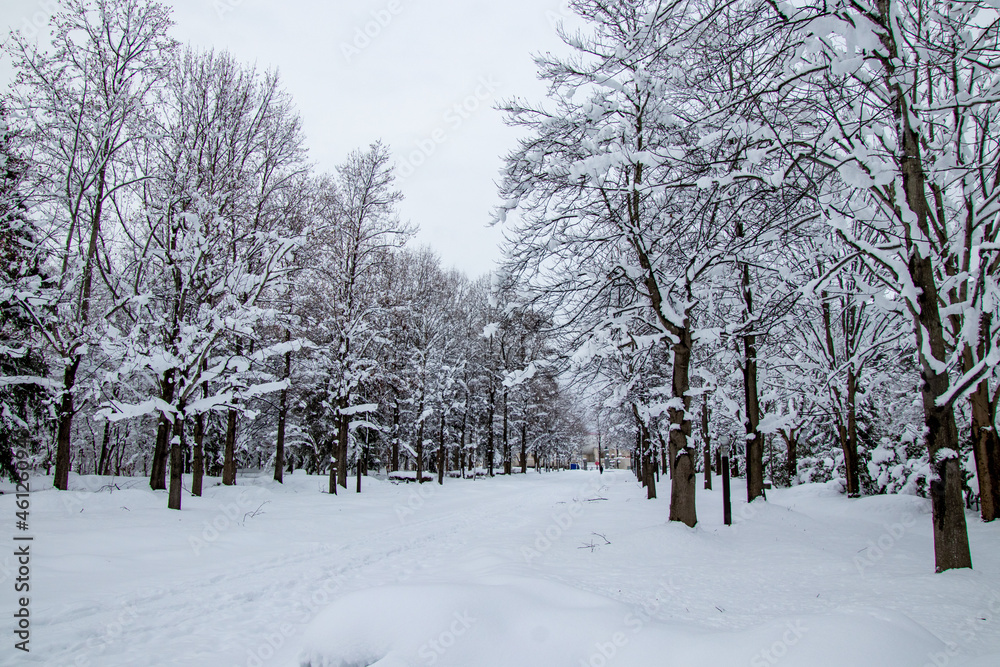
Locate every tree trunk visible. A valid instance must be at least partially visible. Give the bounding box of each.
[668,327,697,527]
[486,388,495,477]
[502,390,511,475]
[663,432,676,479]
[643,436,656,499]
[222,407,237,486]
[192,413,205,497]
[459,410,468,477]
[416,415,425,484]
[337,409,349,489]
[150,414,170,490]
[168,412,184,510]
[863,0,972,572]
[897,49,971,569]
[328,437,337,495]
[735,215,765,503]
[521,422,528,474]
[274,346,290,484]
[633,407,656,499]
[844,367,860,496]
[969,381,1000,522]
[149,368,177,490]
[356,430,363,494]
[781,429,797,487]
[391,398,400,472]
[963,315,999,522]
[55,154,108,491]
[635,429,645,487]
[742,323,765,502]
[913,248,972,570]
[702,399,712,490]
[437,414,446,485]
[97,420,111,477]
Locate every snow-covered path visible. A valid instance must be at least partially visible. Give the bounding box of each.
[4,469,1000,666]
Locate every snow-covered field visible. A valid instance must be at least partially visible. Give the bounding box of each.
[3,469,1000,667]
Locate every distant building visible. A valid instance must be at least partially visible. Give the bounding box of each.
[580,434,630,470]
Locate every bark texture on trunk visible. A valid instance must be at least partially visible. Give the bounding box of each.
[438,414,446,485]
[416,416,425,484]
[168,413,184,511]
[502,390,511,475]
[486,388,495,477]
[97,420,111,477]
[391,399,400,472]
[274,346,290,484]
[520,422,527,474]
[702,399,712,490]
[222,407,237,486]
[668,328,696,527]
[338,412,349,489]
[150,368,177,491]
[633,406,656,499]
[742,313,765,501]
[192,413,204,497]
[969,381,1000,521]
[328,437,338,495]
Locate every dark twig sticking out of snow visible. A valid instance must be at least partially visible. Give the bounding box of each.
[578,533,612,551]
[242,501,271,524]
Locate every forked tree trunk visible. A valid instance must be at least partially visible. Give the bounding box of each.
[55,156,109,491]
[151,369,177,491]
[885,16,972,568]
[911,246,972,570]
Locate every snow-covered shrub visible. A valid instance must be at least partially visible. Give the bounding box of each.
[864,425,931,497]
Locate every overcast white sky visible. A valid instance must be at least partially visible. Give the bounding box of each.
[1,0,579,278]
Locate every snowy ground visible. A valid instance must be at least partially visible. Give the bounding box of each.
[2,468,1000,667]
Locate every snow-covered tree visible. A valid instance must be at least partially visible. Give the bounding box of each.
[4,0,178,490]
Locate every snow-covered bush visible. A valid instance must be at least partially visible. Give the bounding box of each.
[864,425,931,497]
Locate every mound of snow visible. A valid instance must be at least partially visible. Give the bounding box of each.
[297,577,947,667]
